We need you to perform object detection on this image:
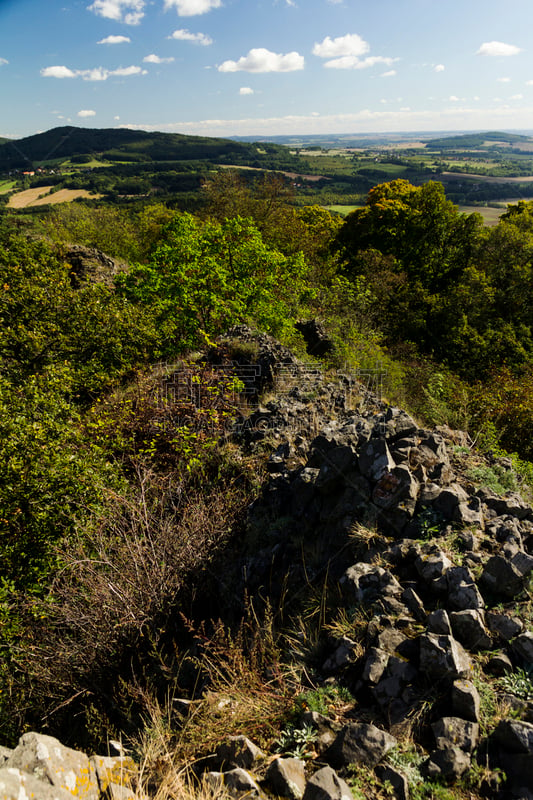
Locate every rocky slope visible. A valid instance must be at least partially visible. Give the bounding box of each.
[2,326,532,800]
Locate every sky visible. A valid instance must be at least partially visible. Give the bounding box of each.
[1,0,533,140]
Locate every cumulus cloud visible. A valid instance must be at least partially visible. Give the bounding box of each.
[164,0,222,15]
[511,93,523,100]
[434,64,445,72]
[239,87,254,95]
[169,29,213,45]
[313,33,396,70]
[312,33,369,59]
[88,0,145,24]
[97,35,131,44]
[41,64,146,80]
[144,54,175,62]
[218,47,304,72]
[0,58,8,66]
[77,109,96,117]
[477,41,522,57]
[41,65,77,78]
[381,70,396,77]
[497,77,511,83]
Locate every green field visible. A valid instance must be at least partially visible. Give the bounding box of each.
[0,180,16,194]
[324,204,360,216]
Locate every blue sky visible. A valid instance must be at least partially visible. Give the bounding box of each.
[1,0,533,139]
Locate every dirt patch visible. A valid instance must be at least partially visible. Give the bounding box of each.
[8,187,102,208]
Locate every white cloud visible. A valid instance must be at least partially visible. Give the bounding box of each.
[449,95,459,101]
[114,115,121,120]
[239,87,254,95]
[324,54,397,70]
[144,54,175,63]
[164,0,222,15]
[169,29,213,45]
[312,33,369,59]
[218,48,304,73]
[41,65,77,78]
[88,0,145,24]
[41,64,146,80]
[497,77,511,83]
[381,70,396,78]
[97,35,131,44]
[511,93,523,100]
[0,58,8,66]
[78,109,96,117]
[477,41,522,57]
[434,64,445,72]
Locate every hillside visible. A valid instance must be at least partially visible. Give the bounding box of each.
[0,125,298,170]
[425,131,533,150]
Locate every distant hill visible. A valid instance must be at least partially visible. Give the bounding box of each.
[0,126,296,170]
[425,131,533,150]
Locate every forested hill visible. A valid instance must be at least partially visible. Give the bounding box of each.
[0,125,298,169]
[425,130,533,150]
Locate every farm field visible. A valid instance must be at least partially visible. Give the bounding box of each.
[0,180,16,194]
[8,187,101,208]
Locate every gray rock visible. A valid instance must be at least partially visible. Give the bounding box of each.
[427,609,452,636]
[486,651,514,676]
[486,611,523,642]
[446,566,485,610]
[340,563,402,605]
[302,766,354,800]
[372,466,419,510]
[358,439,396,482]
[401,587,426,623]
[206,768,264,798]
[215,736,265,771]
[481,555,527,599]
[325,723,396,769]
[423,747,471,782]
[449,609,492,651]
[374,764,409,800]
[0,767,74,800]
[266,757,306,799]
[362,648,390,684]
[451,679,480,723]
[322,637,360,672]
[419,633,472,681]
[5,732,99,800]
[512,632,533,664]
[415,548,452,583]
[432,717,479,752]
[492,719,533,753]
[484,493,532,520]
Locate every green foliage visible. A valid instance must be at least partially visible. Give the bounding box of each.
[498,667,533,700]
[117,212,312,354]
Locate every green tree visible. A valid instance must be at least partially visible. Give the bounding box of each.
[117,212,311,353]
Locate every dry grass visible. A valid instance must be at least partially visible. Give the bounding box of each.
[8,187,102,208]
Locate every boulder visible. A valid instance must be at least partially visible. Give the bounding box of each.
[449,609,492,651]
[215,735,265,771]
[419,634,472,681]
[0,767,74,800]
[324,723,396,769]
[358,440,396,482]
[432,717,479,752]
[340,563,402,605]
[423,747,471,782]
[266,757,306,799]
[5,732,99,800]
[451,679,480,723]
[302,766,354,800]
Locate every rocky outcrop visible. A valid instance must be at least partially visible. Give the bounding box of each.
[0,732,137,800]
